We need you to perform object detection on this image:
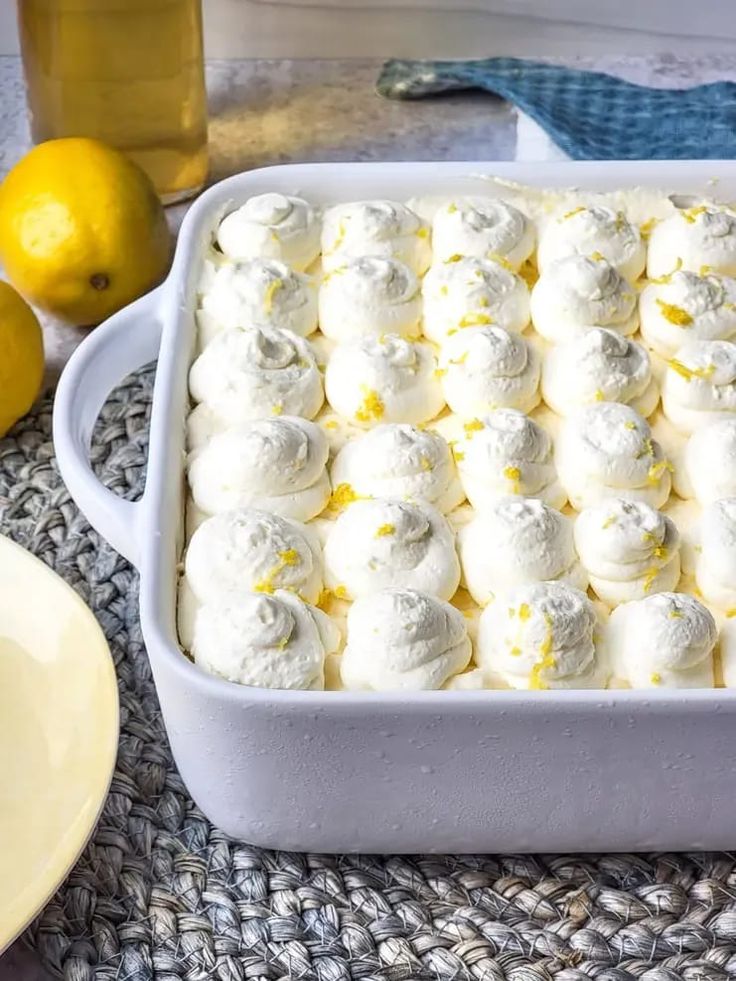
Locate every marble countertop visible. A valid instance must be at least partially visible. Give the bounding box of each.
[2,51,735,981]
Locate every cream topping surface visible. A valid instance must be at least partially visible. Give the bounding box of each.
[647,206,736,279]
[662,339,736,433]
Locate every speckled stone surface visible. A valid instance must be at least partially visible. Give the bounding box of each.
[2,51,736,981]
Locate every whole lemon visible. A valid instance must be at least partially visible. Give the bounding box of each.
[0,138,170,326]
[0,281,44,436]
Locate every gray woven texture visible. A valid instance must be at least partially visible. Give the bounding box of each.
[3,372,736,981]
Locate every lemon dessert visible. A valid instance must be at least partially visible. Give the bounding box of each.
[180,188,736,693]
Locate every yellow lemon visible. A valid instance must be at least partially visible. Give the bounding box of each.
[0,281,44,436]
[0,138,170,326]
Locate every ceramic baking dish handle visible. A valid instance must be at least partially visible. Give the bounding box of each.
[53,288,163,569]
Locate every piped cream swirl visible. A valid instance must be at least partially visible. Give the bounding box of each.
[192,590,339,690]
[537,205,646,281]
[185,508,323,606]
[606,592,716,688]
[323,498,460,600]
[321,200,431,274]
[187,417,330,521]
[476,582,606,690]
[662,339,736,433]
[458,497,587,606]
[556,403,671,510]
[639,269,736,359]
[695,498,736,611]
[197,258,318,346]
[325,334,444,427]
[188,326,324,439]
[542,327,658,418]
[437,326,540,417]
[318,256,421,341]
[681,419,736,504]
[216,193,321,270]
[452,408,566,510]
[340,588,471,690]
[421,256,530,342]
[330,424,464,513]
[647,206,736,279]
[530,254,638,342]
[574,498,681,607]
[431,197,535,269]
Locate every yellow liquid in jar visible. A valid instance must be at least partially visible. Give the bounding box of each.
[18,0,208,203]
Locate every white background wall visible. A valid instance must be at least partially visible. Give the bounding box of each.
[2,1,736,59]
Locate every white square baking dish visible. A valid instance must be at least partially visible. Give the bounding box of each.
[54,161,736,853]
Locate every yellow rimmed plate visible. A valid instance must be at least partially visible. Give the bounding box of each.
[0,534,118,952]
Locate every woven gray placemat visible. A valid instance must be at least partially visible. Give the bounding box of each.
[3,372,736,981]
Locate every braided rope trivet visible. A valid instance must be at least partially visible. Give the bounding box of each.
[3,373,736,981]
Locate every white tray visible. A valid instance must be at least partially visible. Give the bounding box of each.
[54,161,736,852]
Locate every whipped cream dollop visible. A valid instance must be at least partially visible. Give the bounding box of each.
[681,419,736,503]
[323,498,460,600]
[331,424,464,513]
[556,402,671,510]
[437,326,540,417]
[185,508,323,606]
[574,497,681,607]
[421,256,530,343]
[321,200,431,274]
[607,592,716,688]
[340,587,471,690]
[639,269,736,358]
[192,590,340,690]
[197,259,318,346]
[695,498,736,610]
[324,333,444,427]
[476,582,606,690]
[530,254,638,343]
[458,497,587,606]
[431,197,535,269]
[216,193,321,270]
[661,339,736,433]
[187,417,330,521]
[188,326,324,435]
[318,256,421,341]
[453,408,566,510]
[537,205,646,281]
[541,328,658,418]
[647,206,736,279]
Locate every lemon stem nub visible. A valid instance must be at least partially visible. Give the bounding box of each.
[90,273,110,291]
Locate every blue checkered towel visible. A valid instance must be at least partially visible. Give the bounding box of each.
[377,58,736,159]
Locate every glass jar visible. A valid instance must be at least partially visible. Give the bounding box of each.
[17,0,208,203]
